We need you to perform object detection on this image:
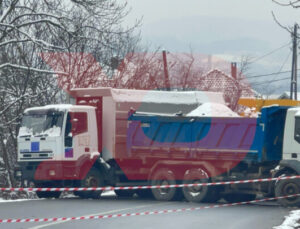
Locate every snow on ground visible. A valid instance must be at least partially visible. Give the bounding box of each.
[60,191,116,199]
[274,210,300,229]
[101,190,116,197]
[0,198,32,203]
[186,103,239,117]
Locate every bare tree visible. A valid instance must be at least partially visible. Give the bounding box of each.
[272,0,300,34]
[273,0,300,8]
[0,0,140,193]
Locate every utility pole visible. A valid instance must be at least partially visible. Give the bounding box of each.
[162,50,170,91]
[290,23,298,100]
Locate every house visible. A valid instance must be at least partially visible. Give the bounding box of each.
[198,63,256,109]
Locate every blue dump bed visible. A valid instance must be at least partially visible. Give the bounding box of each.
[127,106,289,163]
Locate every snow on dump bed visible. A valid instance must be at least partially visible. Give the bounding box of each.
[186,103,239,117]
[111,88,225,105]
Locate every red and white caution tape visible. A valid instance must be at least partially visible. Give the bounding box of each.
[1,175,300,192]
[0,194,299,224]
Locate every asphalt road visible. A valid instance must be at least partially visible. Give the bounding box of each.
[0,192,292,229]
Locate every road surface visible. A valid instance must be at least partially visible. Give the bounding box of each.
[0,192,292,229]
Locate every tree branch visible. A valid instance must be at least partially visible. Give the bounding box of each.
[0,63,67,75]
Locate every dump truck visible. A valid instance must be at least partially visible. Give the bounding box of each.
[16,87,300,206]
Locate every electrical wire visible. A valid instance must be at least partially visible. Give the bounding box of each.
[250,76,291,86]
[249,41,291,64]
[244,70,294,79]
[248,50,292,87]
[268,49,292,82]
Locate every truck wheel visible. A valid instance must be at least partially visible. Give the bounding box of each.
[275,179,300,207]
[36,191,61,199]
[223,193,256,203]
[115,190,135,197]
[35,183,61,199]
[75,168,103,199]
[182,168,219,203]
[151,168,181,201]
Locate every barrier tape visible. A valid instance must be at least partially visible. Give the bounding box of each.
[1,175,300,192]
[0,193,299,223]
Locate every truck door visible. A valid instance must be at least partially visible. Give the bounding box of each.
[283,110,300,160]
[293,116,300,160]
[67,111,89,160]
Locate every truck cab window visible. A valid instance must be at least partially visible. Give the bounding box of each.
[64,112,88,147]
[294,117,300,143]
[65,113,72,147]
[65,114,72,137]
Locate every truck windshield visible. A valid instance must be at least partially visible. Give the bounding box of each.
[19,110,64,137]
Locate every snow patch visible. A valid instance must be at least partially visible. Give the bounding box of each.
[110,88,225,105]
[90,152,100,159]
[19,126,33,137]
[25,104,73,113]
[41,126,61,137]
[243,107,259,118]
[186,103,239,117]
[0,198,32,203]
[101,191,116,197]
[274,210,300,229]
[19,126,61,137]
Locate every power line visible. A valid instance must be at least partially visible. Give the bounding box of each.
[250,76,291,86]
[244,69,296,79]
[249,41,291,64]
[264,49,292,85]
[245,50,292,87]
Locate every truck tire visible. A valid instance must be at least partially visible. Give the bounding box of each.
[75,168,103,199]
[35,183,61,199]
[115,190,135,197]
[223,193,256,203]
[275,178,300,207]
[150,168,182,201]
[182,168,220,203]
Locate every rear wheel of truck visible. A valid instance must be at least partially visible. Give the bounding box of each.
[75,168,103,199]
[35,183,61,199]
[151,168,182,201]
[275,178,300,207]
[182,168,220,203]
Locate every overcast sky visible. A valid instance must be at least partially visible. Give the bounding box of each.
[124,0,298,54]
[122,0,300,93]
[125,0,298,24]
